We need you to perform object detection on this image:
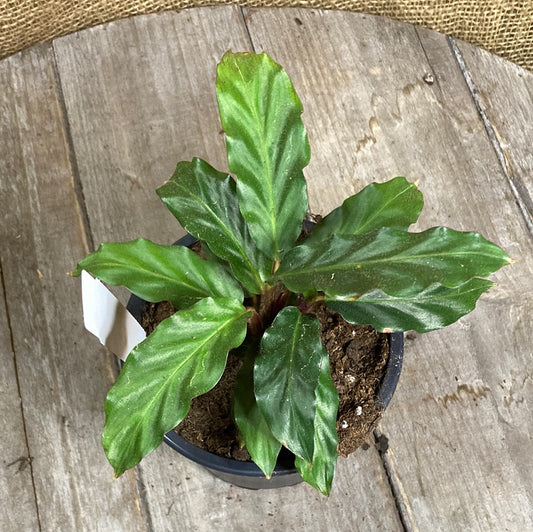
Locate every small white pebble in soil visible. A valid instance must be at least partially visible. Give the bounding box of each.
[345,374,356,383]
[351,330,356,336]
[356,406,363,416]
[340,420,349,429]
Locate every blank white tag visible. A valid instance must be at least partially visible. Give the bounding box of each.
[81,270,146,360]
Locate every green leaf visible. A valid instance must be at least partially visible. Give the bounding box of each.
[102,297,250,476]
[216,51,310,260]
[295,350,339,496]
[233,351,282,478]
[255,307,324,463]
[306,177,423,243]
[72,239,243,309]
[327,278,494,333]
[275,227,511,298]
[157,158,270,293]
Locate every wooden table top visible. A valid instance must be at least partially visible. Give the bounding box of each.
[1,6,532,531]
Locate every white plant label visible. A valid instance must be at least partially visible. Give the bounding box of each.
[81,270,146,360]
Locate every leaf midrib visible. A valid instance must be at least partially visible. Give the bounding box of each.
[89,257,210,296]
[235,77,278,258]
[285,311,315,461]
[337,282,491,304]
[174,181,264,291]
[118,305,248,454]
[280,248,503,281]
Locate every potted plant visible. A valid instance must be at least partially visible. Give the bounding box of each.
[73,51,511,495]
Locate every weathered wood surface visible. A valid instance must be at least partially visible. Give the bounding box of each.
[455,41,533,232]
[1,6,531,531]
[384,28,533,531]
[0,45,146,531]
[0,266,39,529]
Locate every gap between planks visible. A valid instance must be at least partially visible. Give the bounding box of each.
[373,427,415,532]
[0,260,42,531]
[51,45,95,253]
[447,36,533,236]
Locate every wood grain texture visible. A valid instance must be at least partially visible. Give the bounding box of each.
[455,40,533,232]
[138,440,403,531]
[0,265,39,530]
[396,30,533,532]
[245,9,533,531]
[0,44,145,530]
[52,7,402,530]
[53,8,239,247]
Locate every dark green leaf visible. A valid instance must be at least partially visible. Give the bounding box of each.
[294,349,338,496]
[233,352,281,478]
[276,227,511,297]
[255,307,324,463]
[157,158,270,293]
[327,278,494,333]
[72,239,243,308]
[306,177,423,243]
[216,52,310,260]
[102,297,250,476]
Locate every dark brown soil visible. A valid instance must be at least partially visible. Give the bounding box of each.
[314,304,389,457]
[141,300,389,461]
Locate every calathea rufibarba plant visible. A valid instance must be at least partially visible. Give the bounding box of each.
[73,51,511,495]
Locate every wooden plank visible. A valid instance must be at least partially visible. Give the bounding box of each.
[140,440,402,531]
[53,8,240,248]
[53,7,402,529]
[245,9,533,531]
[0,264,39,530]
[0,44,145,530]
[454,40,533,231]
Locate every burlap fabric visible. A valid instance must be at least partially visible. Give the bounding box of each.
[1,1,532,70]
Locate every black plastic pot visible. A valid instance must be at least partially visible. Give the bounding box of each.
[125,234,404,490]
